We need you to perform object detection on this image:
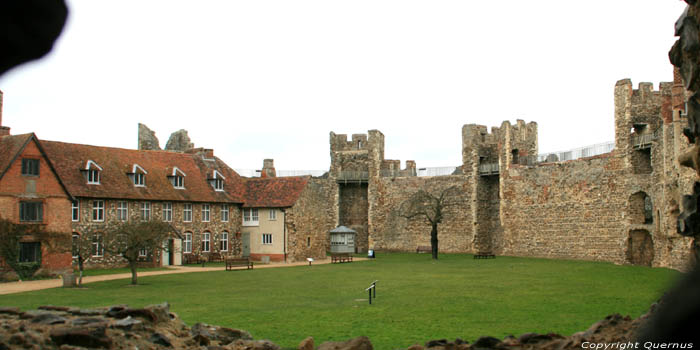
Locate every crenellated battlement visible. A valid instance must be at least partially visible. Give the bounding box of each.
[462,120,538,171]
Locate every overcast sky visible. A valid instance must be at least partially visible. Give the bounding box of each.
[0,0,688,172]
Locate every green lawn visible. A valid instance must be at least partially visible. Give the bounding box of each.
[0,253,680,349]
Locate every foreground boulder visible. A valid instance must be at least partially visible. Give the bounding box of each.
[0,301,666,349]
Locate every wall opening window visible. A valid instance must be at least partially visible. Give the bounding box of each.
[307,237,311,247]
[19,242,41,262]
[221,204,229,222]
[202,232,211,252]
[117,201,128,221]
[511,149,519,165]
[262,233,273,245]
[629,192,653,225]
[91,234,103,257]
[21,159,39,176]
[220,231,228,252]
[71,200,79,222]
[183,203,192,222]
[183,232,192,253]
[139,248,148,257]
[202,204,210,222]
[243,208,259,226]
[269,209,277,221]
[162,202,172,222]
[92,200,104,222]
[20,201,43,222]
[140,202,151,221]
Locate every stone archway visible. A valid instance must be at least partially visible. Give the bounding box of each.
[626,229,654,266]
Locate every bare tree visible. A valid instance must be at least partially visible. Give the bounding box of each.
[83,221,176,285]
[399,185,463,260]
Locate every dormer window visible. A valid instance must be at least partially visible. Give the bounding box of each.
[208,170,225,192]
[83,160,102,185]
[168,167,186,189]
[128,164,148,187]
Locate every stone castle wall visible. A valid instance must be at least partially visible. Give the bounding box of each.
[328,77,697,270]
[285,178,338,262]
[369,175,474,252]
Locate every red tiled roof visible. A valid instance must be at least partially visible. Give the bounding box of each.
[40,140,245,203]
[243,176,309,208]
[0,133,33,180]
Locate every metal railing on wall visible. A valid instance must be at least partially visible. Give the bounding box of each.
[417,167,459,177]
[478,163,499,176]
[537,141,615,163]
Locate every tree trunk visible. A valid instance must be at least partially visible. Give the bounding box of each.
[78,256,84,287]
[430,224,439,260]
[129,260,138,285]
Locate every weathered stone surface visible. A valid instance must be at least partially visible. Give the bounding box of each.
[299,336,314,350]
[137,123,161,150]
[0,302,675,350]
[50,326,112,348]
[165,129,194,152]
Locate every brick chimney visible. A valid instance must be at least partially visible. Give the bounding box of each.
[0,90,10,137]
[261,159,276,178]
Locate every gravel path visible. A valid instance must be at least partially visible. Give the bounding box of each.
[0,257,363,295]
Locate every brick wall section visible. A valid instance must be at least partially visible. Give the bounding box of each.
[0,137,72,274]
[285,178,338,261]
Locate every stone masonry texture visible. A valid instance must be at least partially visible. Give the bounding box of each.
[329,78,696,270]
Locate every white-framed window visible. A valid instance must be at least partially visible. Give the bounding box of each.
[202,204,210,222]
[202,232,211,252]
[71,200,79,222]
[221,204,229,222]
[139,248,147,257]
[262,233,273,245]
[210,170,225,191]
[134,173,145,186]
[117,201,128,221]
[243,208,259,226]
[220,231,228,252]
[92,200,104,222]
[170,167,186,189]
[91,234,103,257]
[183,203,192,222]
[162,202,172,222]
[88,170,100,184]
[269,209,277,221]
[85,160,102,185]
[141,202,151,221]
[130,164,147,187]
[183,232,192,253]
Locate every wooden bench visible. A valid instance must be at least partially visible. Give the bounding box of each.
[208,252,223,263]
[226,257,253,271]
[474,252,495,259]
[331,253,353,263]
[416,246,431,253]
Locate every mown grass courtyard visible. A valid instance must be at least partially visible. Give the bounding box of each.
[0,253,680,349]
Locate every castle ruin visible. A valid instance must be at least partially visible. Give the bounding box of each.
[329,73,696,270]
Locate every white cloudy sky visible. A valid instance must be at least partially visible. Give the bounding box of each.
[0,0,688,172]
